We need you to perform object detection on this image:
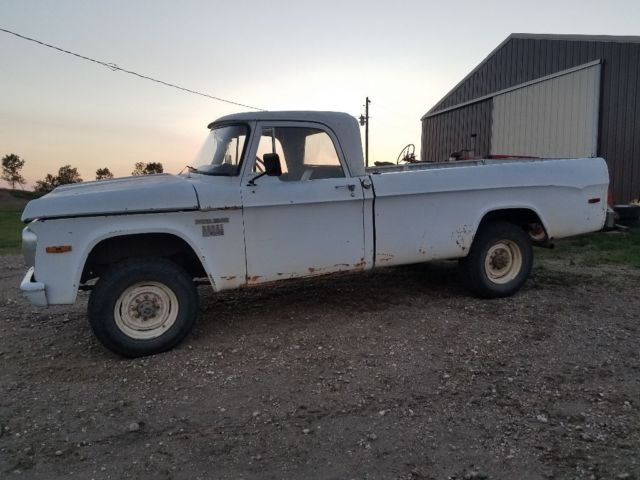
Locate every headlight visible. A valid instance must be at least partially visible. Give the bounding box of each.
[22,226,37,268]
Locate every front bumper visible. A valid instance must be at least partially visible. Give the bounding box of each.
[20,267,48,307]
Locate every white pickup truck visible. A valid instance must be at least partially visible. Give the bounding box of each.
[20,111,609,357]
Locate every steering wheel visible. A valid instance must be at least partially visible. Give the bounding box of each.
[254,156,265,173]
[397,144,417,164]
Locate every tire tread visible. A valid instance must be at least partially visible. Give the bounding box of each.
[461,222,533,298]
[88,257,198,357]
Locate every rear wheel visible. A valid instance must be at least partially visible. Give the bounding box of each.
[460,222,533,298]
[88,257,198,357]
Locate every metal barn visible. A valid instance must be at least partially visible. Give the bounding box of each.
[421,34,640,203]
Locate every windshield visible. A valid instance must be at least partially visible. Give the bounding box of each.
[191,124,249,176]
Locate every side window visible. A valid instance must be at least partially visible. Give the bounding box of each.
[304,131,343,170]
[255,129,288,174]
[254,127,345,181]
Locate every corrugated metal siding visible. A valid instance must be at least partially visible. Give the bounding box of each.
[596,42,640,202]
[421,100,492,161]
[422,37,640,202]
[430,38,598,113]
[491,64,601,158]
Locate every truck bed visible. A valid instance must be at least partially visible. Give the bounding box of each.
[365,157,573,175]
[367,156,609,267]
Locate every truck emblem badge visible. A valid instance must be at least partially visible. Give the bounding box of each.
[202,224,224,237]
[196,217,229,237]
[195,218,229,225]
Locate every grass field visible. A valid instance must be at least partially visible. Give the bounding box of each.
[0,188,38,254]
[0,210,24,254]
[539,228,640,268]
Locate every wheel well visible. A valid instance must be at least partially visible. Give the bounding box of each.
[81,233,206,283]
[479,208,548,242]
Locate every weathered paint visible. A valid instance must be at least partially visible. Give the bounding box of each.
[20,112,609,308]
[451,225,474,253]
[239,118,369,285]
[353,261,365,271]
[371,157,608,267]
[22,174,199,222]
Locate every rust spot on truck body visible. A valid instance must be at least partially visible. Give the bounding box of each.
[353,258,366,270]
[248,259,369,285]
[452,225,474,253]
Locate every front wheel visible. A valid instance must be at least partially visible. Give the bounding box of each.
[88,257,198,357]
[460,222,533,298]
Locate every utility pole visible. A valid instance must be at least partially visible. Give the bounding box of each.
[359,97,371,167]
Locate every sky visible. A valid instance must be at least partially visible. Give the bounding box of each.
[1,0,639,187]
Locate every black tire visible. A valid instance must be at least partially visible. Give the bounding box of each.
[460,222,533,298]
[88,257,198,357]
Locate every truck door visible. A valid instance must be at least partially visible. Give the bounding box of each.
[240,123,366,284]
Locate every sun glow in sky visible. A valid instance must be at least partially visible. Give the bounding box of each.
[1,0,639,186]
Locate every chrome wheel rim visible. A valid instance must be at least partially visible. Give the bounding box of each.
[114,282,178,339]
[484,240,522,284]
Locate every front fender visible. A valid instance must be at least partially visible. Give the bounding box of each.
[28,210,246,305]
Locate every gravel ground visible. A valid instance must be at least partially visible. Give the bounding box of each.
[1,253,639,480]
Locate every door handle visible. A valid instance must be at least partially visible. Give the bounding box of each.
[335,184,356,192]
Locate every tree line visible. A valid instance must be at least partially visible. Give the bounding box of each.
[1,154,164,194]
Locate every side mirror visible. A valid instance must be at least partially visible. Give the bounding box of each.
[263,153,282,176]
[247,153,282,186]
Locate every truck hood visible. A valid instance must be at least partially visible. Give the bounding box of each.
[22,174,200,222]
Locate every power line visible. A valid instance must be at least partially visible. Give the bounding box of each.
[0,27,265,111]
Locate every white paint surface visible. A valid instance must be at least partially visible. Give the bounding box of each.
[20,112,609,306]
